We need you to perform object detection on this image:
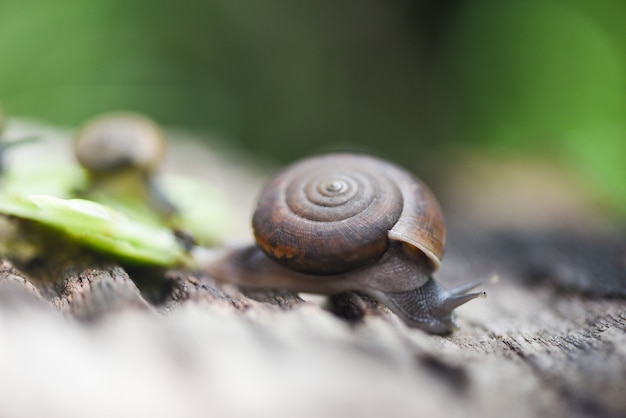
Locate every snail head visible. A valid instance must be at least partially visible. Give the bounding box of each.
[375,276,491,334]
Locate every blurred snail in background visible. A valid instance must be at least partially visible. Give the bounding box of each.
[206,153,490,334]
[74,112,177,219]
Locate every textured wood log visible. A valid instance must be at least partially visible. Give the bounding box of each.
[0,120,624,418]
[1,232,623,418]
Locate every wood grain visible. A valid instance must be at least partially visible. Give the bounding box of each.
[0,120,623,418]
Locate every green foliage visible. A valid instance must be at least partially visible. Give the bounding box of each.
[0,161,232,265]
[0,0,623,213]
[443,0,626,213]
[0,194,186,266]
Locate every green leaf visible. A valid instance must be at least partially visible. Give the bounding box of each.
[2,159,236,246]
[0,193,186,266]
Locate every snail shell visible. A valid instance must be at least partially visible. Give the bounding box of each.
[74,112,165,173]
[252,153,445,275]
[73,112,176,219]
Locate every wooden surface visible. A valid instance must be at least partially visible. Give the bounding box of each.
[0,120,624,418]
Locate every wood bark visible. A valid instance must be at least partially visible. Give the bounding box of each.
[1,227,623,418]
[0,121,623,418]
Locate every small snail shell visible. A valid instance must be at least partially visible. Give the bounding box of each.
[74,112,176,219]
[207,153,487,334]
[74,112,166,174]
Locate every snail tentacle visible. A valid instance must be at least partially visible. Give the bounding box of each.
[374,278,486,335]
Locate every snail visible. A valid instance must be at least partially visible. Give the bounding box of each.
[206,153,489,334]
[74,112,177,219]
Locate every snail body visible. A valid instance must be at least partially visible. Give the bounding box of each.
[207,153,486,334]
[74,112,176,219]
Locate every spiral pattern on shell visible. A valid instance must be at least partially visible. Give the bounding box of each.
[75,113,165,173]
[252,153,445,275]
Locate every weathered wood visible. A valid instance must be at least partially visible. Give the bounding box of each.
[2,222,152,320]
[0,259,48,307]
[240,287,305,308]
[0,120,623,418]
[159,269,255,311]
[2,257,623,418]
[55,263,151,320]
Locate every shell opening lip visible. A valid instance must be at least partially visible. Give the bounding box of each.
[389,234,441,271]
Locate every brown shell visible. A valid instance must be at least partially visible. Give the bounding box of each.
[384,160,446,270]
[74,112,165,173]
[252,153,445,275]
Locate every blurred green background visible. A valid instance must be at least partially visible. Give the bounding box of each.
[0,0,624,214]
